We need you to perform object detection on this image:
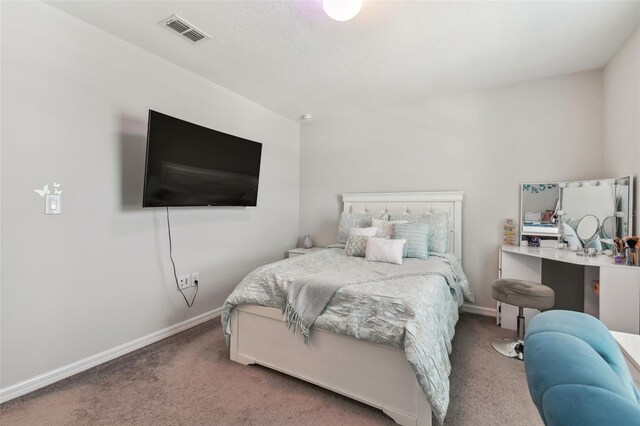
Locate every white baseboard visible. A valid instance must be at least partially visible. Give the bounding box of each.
[461,303,496,317]
[0,307,223,404]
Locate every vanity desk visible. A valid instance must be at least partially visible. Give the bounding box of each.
[498,244,640,334]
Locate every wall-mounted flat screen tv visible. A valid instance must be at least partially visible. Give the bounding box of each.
[143,110,262,207]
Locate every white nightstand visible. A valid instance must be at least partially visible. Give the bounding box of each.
[287,247,324,258]
[611,331,640,387]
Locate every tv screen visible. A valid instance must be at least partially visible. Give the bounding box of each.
[142,110,262,207]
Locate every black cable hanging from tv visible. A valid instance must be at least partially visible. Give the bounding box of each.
[166,207,198,307]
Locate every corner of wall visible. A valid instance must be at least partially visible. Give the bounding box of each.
[603,25,640,233]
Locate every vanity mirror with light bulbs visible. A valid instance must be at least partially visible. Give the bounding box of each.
[500,175,639,335]
[520,176,634,252]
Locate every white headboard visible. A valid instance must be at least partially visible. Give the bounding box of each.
[342,191,463,261]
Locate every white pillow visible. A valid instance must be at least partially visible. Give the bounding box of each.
[349,227,378,237]
[365,237,406,265]
[371,219,408,238]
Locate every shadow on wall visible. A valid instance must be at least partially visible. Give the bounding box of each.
[119,113,147,211]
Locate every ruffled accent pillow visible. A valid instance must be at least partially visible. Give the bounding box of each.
[389,212,449,253]
[392,223,430,259]
[344,235,369,257]
[365,237,406,265]
[336,212,389,244]
[371,219,408,238]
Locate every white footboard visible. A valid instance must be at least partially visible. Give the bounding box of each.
[229,305,433,426]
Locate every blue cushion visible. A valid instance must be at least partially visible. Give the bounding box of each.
[392,223,429,259]
[524,311,640,426]
[542,385,640,426]
[389,213,448,253]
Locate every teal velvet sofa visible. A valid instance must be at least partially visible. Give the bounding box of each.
[524,310,640,426]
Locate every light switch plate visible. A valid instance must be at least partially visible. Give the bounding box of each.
[45,195,61,214]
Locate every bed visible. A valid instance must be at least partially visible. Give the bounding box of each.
[221,192,470,426]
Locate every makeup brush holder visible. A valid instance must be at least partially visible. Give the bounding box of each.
[624,248,639,266]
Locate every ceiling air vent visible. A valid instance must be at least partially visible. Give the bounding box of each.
[182,30,206,43]
[159,15,211,44]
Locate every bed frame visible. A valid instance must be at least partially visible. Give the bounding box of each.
[229,191,463,426]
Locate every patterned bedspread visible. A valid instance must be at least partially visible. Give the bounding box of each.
[221,248,474,424]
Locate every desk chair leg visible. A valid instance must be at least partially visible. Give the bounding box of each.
[492,306,525,360]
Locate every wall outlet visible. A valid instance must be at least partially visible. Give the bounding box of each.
[178,274,190,290]
[191,272,200,287]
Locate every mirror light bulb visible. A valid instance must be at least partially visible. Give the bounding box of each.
[323,0,363,21]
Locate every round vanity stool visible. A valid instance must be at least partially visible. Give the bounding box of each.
[492,279,555,360]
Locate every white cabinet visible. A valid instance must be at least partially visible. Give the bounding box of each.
[499,245,640,334]
[600,267,640,333]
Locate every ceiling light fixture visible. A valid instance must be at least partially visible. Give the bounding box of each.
[323,0,363,22]
[301,114,313,121]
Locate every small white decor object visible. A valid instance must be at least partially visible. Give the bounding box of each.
[302,234,313,249]
[34,182,63,196]
[34,185,50,197]
[53,182,63,195]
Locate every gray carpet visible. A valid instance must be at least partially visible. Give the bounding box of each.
[0,313,543,425]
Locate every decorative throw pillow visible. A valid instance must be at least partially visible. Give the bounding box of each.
[349,227,378,237]
[392,223,430,259]
[344,235,369,257]
[336,212,389,244]
[365,237,406,265]
[428,212,449,253]
[371,219,408,238]
[389,212,449,253]
[336,213,371,244]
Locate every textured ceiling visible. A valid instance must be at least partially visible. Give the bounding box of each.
[48,1,640,121]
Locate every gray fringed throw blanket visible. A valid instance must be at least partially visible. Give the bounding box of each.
[283,262,456,343]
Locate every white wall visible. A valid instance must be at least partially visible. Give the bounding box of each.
[0,1,299,388]
[604,26,639,234]
[300,71,604,310]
